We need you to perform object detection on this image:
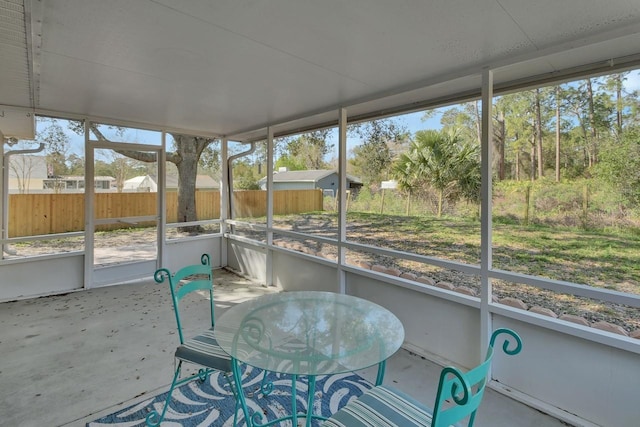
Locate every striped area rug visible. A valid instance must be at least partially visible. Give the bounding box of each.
[87,366,372,426]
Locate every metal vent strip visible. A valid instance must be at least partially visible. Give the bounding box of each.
[0,0,33,107]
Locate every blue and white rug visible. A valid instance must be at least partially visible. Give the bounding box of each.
[87,367,373,426]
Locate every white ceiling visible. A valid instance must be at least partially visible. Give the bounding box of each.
[1,0,640,140]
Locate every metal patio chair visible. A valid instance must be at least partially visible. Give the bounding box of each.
[321,328,523,427]
[146,254,240,427]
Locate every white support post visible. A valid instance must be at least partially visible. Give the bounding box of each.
[480,68,494,359]
[266,127,274,286]
[220,138,228,267]
[157,131,167,268]
[83,119,94,288]
[0,130,5,259]
[337,108,348,294]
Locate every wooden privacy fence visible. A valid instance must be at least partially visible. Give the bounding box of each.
[8,189,322,237]
[232,189,323,218]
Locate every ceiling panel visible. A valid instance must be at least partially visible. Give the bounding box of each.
[500,0,640,48]
[153,0,532,88]
[1,0,639,140]
[37,0,375,135]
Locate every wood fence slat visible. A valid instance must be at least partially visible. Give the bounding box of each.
[8,189,321,237]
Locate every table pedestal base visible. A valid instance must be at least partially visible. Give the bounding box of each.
[232,359,387,427]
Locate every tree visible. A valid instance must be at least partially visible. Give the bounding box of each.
[105,152,135,192]
[197,143,222,179]
[596,125,640,207]
[585,78,599,166]
[233,160,261,190]
[392,150,421,215]
[494,108,506,181]
[393,130,480,217]
[603,72,639,136]
[38,119,71,179]
[437,101,481,145]
[274,153,306,171]
[87,124,216,229]
[555,86,561,182]
[348,119,409,186]
[605,73,624,135]
[277,129,333,170]
[8,149,42,194]
[534,88,545,178]
[495,92,536,180]
[67,153,85,176]
[564,78,615,170]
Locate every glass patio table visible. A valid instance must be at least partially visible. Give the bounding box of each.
[214,290,405,427]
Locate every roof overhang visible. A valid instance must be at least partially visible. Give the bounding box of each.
[1,0,640,141]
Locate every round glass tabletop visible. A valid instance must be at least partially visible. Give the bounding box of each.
[214,291,405,376]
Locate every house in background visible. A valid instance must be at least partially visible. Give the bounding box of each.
[123,175,158,192]
[42,176,116,192]
[7,154,47,193]
[259,169,362,196]
[165,174,219,191]
[120,174,219,192]
[8,154,116,193]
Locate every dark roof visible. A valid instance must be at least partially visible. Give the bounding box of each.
[259,170,362,184]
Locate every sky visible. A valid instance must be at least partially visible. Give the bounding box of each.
[626,70,640,91]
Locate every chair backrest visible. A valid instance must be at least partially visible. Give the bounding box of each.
[154,254,215,345]
[430,328,522,427]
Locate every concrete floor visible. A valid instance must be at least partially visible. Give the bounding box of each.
[0,268,568,427]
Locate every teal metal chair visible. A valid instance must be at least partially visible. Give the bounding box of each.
[146,254,240,427]
[321,328,522,427]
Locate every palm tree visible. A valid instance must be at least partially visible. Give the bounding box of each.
[392,151,421,216]
[393,130,480,217]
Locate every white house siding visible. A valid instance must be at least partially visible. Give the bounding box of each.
[272,181,315,191]
[7,155,48,193]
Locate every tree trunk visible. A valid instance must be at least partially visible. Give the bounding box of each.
[570,104,589,168]
[586,78,598,166]
[535,88,544,178]
[437,190,443,218]
[405,192,411,216]
[615,74,623,136]
[177,155,198,223]
[530,139,536,182]
[172,134,209,232]
[474,100,482,145]
[555,86,561,182]
[524,184,531,226]
[495,110,506,180]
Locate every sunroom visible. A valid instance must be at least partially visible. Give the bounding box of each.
[1,1,640,426]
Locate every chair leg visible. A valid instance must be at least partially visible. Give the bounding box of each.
[146,361,183,427]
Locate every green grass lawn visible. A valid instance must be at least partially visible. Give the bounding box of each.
[492,222,640,294]
[274,211,640,295]
[271,210,640,331]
